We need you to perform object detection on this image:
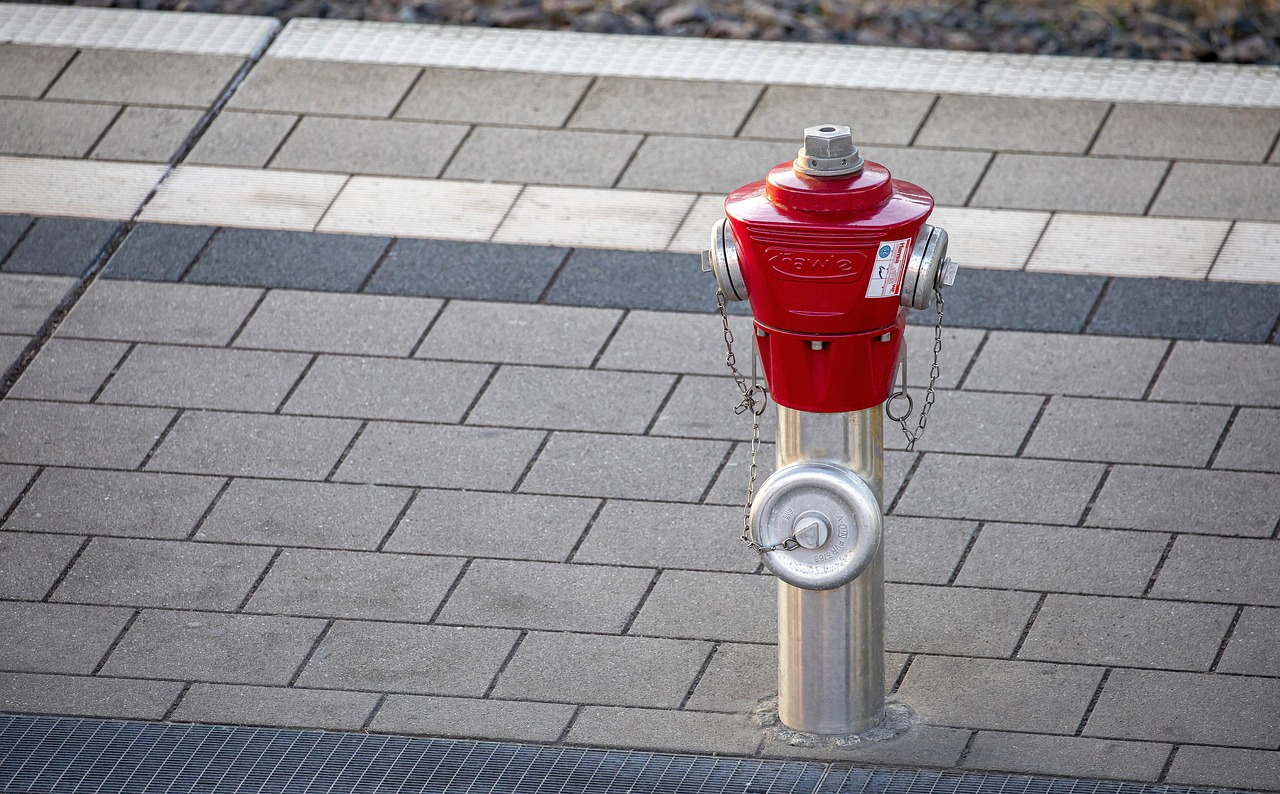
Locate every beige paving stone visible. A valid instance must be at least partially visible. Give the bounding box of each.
[925,206,1048,270]
[494,186,694,251]
[142,165,347,231]
[317,176,519,240]
[0,155,165,220]
[1210,221,1280,283]
[91,106,204,163]
[47,50,242,107]
[1028,214,1230,278]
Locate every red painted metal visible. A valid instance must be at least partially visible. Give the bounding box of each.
[725,160,935,413]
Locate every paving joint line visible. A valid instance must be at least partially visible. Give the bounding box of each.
[678,641,719,709]
[884,451,924,515]
[86,342,137,404]
[696,442,741,505]
[731,85,767,139]
[82,105,128,161]
[618,569,662,635]
[482,630,527,698]
[355,237,400,294]
[945,522,984,587]
[555,705,583,743]
[1202,219,1237,281]
[951,329,989,391]
[160,682,193,722]
[0,216,34,271]
[609,133,647,190]
[954,730,980,768]
[1205,406,1241,469]
[959,151,997,209]
[90,608,141,676]
[907,94,940,148]
[427,558,473,624]
[236,547,283,612]
[0,466,42,528]
[1012,395,1051,458]
[662,191,702,251]
[484,183,527,244]
[1073,667,1111,736]
[36,49,79,101]
[175,226,223,283]
[1139,340,1178,402]
[642,373,683,436]
[387,68,425,120]
[1008,592,1047,659]
[1157,744,1180,784]
[360,693,388,731]
[1208,605,1246,673]
[587,307,629,370]
[1142,161,1176,217]
[324,420,368,482]
[1075,464,1112,528]
[287,619,335,687]
[560,75,597,130]
[185,477,234,541]
[433,123,475,180]
[563,499,607,564]
[404,297,450,359]
[39,535,91,603]
[1267,309,1280,346]
[1141,533,1180,597]
[457,364,501,425]
[261,114,304,171]
[889,654,914,694]
[375,488,421,553]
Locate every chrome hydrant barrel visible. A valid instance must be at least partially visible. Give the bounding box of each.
[775,405,886,734]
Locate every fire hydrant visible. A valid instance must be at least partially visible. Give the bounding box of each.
[704,124,956,736]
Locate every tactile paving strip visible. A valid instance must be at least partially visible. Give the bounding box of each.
[0,714,1254,794]
[0,3,278,57]
[271,18,1280,108]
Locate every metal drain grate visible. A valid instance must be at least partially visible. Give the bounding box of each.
[0,714,1253,794]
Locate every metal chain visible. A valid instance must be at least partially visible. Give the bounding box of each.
[886,289,945,452]
[714,289,800,555]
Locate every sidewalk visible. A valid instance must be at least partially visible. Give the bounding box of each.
[1,5,1278,792]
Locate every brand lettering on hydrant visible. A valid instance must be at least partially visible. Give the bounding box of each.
[767,247,859,279]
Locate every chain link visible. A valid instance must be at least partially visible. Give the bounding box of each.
[886,289,945,452]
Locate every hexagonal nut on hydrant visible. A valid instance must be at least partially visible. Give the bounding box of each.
[795,124,864,177]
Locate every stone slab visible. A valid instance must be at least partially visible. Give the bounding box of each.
[955,523,1168,597]
[569,77,762,136]
[0,333,27,372]
[59,280,262,346]
[1165,746,1280,792]
[545,249,711,314]
[572,500,759,573]
[47,50,242,107]
[467,366,673,433]
[366,239,567,302]
[101,222,215,282]
[858,145,992,206]
[915,95,1109,154]
[567,706,761,756]
[616,136,796,193]
[886,583,1037,657]
[396,67,592,127]
[0,98,120,158]
[739,86,935,145]
[187,227,392,292]
[336,423,544,490]
[1149,340,1280,407]
[648,374,779,443]
[235,290,440,357]
[245,549,464,622]
[146,411,359,480]
[416,300,621,367]
[8,338,128,401]
[629,570,775,643]
[972,154,1167,214]
[195,480,411,551]
[0,400,174,469]
[437,559,654,633]
[683,642,775,713]
[0,274,75,335]
[447,127,641,188]
[962,731,1170,782]
[1217,607,1280,677]
[885,390,1042,456]
[0,673,181,720]
[1151,162,1280,221]
[492,632,711,708]
[520,432,730,502]
[272,116,468,179]
[142,165,346,231]
[595,311,756,376]
[7,468,223,540]
[932,269,1106,334]
[1088,277,1280,343]
[883,517,974,585]
[0,463,35,515]
[229,58,420,117]
[0,214,31,263]
[91,106,203,163]
[0,531,83,600]
[0,44,76,98]
[99,610,326,686]
[1092,103,1280,162]
[3,216,119,277]
[1023,396,1231,466]
[319,176,519,241]
[1149,535,1280,606]
[1088,466,1280,537]
[0,601,132,674]
[1216,408,1280,472]
[385,488,596,562]
[100,344,311,412]
[283,356,491,423]
[895,454,1104,525]
[172,683,379,731]
[187,110,297,168]
[370,695,575,742]
[294,621,519,696]
[962,331,1167,399]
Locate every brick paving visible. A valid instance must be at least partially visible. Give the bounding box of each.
[2,5,1280,793]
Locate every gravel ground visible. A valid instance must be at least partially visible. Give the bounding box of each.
[25,0,1280,64]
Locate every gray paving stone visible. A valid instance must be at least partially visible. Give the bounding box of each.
[896,655,1103,733]
[0,274,73,335]
[935,269,1106,334]
[229,58,420,117]
[1150,340,1280,407]
[91,106,203,163]
[1093,104,1280,162]
[1216,409,1280,473]
[1024,396,1231,466]
[294,621,518,696]
[397,68,592,127]
[437,559,654,633]
[172,683,378,730]
[0,401,174,469]
[235,290,440,356]
[53,537,274,610]
[416,300,620,367]
[520,432,730,502]
[188,110,297,167]
[59,280,262,345]
[100,344,311,412]
[385,488,596,561]
[101,223,215,282]
[0,532,83,600]
[245,549,463,622]
[569,77,762,136]
[100,610,326,685]
[0,98,120,158]
[1088,466,1280,537]
[1217,607,1280,677]
[883,517,974,585]
[1088,278,1280,343]
[595,310,755,375]
[971,154,1167,214]
[915,96,1109,154]
[0,334,26,372]
[146,411,359,480]
[8,338,128,401]
[1018,594,1235,671]
[955,523,1167,596]
[545,249,712,313]
[335,422,543,490]
[573,500,758,573]
[963,331,1168,399]
[895,454,1104,524]
[616,136,796,193]
[886,583,1037,657]
[684,643,775,712]
[272,116,467,178]
[7,468,222,540]
[760,724,971,766]
[283,356,491,422]
[1151,162,1280,221]
[492,632,711,707]
[0,214,31,263]
[0,463,35,515]
[1149,535,1280,606]
[567,706,761,756]
[370,695,575,742]
[468,366,673,433]
[47,50,241,107]
[1084,668,1280,747]
[861,145,993,206]
[1165,745,1280,792]
[649,375,779,443]
[187,228,391,292]
[0,44,75,98]
[629,570,775,642]
[3,216,119,276]
[0,601,132,674]
[962,731,1170,782]
[195,480,411,550]
[0,673,181,720]
[739,86,935,146]
[367,239,567,302]
[885,389,1042,456]
[447,127,641,188]
[703,441,776,506]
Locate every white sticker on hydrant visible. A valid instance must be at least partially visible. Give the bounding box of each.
[866,238,912,298]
